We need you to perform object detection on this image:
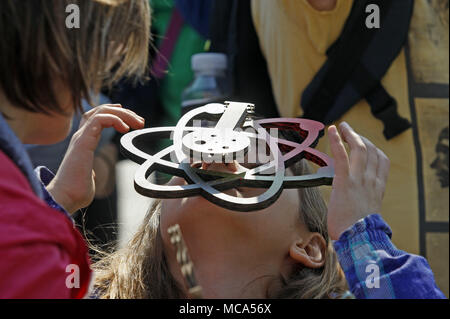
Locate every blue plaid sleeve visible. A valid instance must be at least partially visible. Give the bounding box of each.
[333,214,446,299]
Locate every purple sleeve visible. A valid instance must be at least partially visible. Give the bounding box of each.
[34,166,73,221]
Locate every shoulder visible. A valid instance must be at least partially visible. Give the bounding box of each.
[0,149,35,198]
[0,150,54,231]
[0,151,92,298]
[0,150,80,247]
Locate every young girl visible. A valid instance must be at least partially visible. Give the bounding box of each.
[93,122,445,299]
[0,0,150,298]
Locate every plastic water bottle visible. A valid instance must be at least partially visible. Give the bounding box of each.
[181,53,230,115]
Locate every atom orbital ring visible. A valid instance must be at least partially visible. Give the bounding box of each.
[120,101,334,211]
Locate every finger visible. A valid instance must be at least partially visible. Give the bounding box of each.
[86,113,131,136]
[106,107,145,130]
[338,122,367,176]
[70,113,130,155]
[81,104,123,125]
[81,104,145,129]
[361,136,378,180]
[376,148,390,185]
[328,125,349,178]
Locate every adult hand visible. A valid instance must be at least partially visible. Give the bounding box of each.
[46,104,145,214]
[327,122,390,240]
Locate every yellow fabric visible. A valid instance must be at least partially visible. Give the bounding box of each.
[251,0,448,296]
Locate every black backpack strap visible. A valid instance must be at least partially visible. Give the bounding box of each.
[352,64,412,140]
[302,0,414,140]
[367,84,412,139]
[303,0,381,121]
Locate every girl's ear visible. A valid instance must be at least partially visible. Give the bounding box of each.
[289,233,326,268]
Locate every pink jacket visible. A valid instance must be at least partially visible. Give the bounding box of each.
[0,150,92,298]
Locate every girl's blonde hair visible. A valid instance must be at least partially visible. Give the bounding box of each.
[93,160,349,299]
[272,161,349,298]
[93,199,183,298]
